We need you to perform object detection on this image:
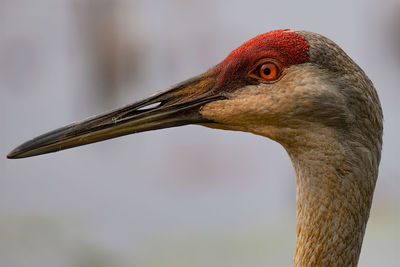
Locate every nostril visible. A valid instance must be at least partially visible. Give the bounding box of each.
[137,101,162,111]
[113,101,163,123]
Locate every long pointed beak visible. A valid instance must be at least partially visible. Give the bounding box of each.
[7,71,223,159]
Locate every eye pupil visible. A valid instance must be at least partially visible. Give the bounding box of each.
[263,67,271,76]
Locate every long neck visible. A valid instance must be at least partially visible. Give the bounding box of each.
[285,129,379,267]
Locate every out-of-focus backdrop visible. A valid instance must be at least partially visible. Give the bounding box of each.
[2,0,399,266]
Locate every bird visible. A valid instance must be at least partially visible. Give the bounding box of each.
[7,29,383,266]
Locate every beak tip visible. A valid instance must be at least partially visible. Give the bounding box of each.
[7,150,18,159]
[7,147,24,159]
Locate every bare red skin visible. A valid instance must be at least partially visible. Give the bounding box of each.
[215,29,309,92]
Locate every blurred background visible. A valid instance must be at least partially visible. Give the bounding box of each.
[2,0,399,266]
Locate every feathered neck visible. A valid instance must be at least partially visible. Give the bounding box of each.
[284,127,379,266]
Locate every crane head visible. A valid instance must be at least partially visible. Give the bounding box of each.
[7,29,382,159]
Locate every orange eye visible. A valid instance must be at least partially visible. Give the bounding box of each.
[248,60,283,82]
[258,62,281,81]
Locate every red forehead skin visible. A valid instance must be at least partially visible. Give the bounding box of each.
[213,29,309,92]
[220,29,309,69]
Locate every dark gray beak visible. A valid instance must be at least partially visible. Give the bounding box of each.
[7,70,224,159]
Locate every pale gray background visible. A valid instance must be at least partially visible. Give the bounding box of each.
[2,0,399,266]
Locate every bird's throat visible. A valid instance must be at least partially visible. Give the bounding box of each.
[285,127,377,267]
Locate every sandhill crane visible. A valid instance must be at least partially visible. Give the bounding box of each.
[8,29,383,266]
